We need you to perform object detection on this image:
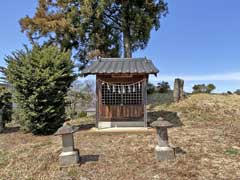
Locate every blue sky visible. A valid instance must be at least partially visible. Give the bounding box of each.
[0,0,240,92]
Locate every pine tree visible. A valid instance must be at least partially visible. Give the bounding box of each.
[5,45,76,135]
[20,0,168,67]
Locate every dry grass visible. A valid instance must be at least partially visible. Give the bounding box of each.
[0,93,240,180]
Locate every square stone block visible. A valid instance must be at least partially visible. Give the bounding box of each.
[155,146,175,161]
[59,150,80,166]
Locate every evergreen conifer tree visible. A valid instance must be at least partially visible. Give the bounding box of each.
[5,46,75,134]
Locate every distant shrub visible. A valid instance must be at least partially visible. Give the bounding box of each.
[193,84,205,93]
[192,83,216,94]
[227,91,232,95]
[157,81,170,93]
[78,111,87,118]
[65,89,93,119]
[234,89,240,95]
[147,83,155,94]
[193,84,206,93]
[5,46,75,135]
[206,84,216,93]
[68,109,78,119]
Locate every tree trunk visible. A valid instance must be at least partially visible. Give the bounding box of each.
[173,78,184,102]
[123,30,132,58]
[123,0,132,58]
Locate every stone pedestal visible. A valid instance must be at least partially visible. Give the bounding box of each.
[155,146,175,161]
[59,150,80,166]
[151,118,175,161]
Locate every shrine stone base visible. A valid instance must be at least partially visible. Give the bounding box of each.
[98,121,145,128]
[59,150,80,166]
[155,146,175,161]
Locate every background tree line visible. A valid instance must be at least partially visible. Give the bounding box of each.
[147,81,170,94]
[192,84,216,94]
[147,82,217,94]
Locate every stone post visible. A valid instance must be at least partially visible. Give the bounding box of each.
[0,109,4,133]
[55,123,80,166]
[173,78,184,102]
[151,117,175,161]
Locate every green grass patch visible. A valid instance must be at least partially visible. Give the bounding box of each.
[225,149,240,155]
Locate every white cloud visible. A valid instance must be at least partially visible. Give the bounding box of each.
[150,72,240,82]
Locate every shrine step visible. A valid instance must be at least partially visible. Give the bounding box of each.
[98,121,145,129]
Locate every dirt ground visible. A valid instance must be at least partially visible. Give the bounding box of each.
[0,93,240,180]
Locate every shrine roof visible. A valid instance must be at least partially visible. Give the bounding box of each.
[81,58,159,76]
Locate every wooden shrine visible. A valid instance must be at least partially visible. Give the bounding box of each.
[81,58,159,128]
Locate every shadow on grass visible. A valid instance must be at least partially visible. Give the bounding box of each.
[81,154,99,164]
[1,126,20,134]
[174,147,187,155]
[76,123,95,131]
[148,110,183,127]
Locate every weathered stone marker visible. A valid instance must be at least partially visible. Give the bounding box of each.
[55,123,80,166]
[173,78,184,102]
[151,117,175,161]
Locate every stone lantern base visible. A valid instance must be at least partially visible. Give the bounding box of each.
[155,146,175,161]
[59,149,80,166]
